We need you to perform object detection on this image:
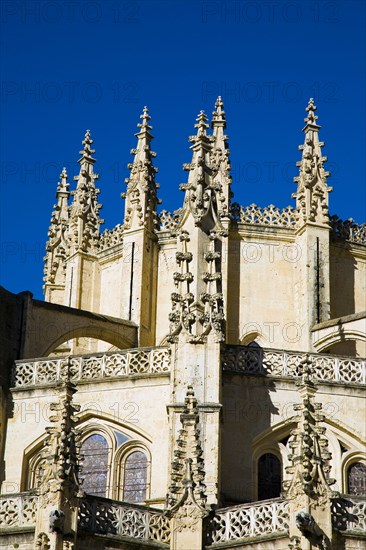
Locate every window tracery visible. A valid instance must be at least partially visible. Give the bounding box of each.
[348,462,366,495]
[123,451,149,503]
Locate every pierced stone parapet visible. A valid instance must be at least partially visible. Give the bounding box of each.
[12,347,170,388]
[332,496,366,534]
[222,346,366,385]
[0,493,38,529]
[78,495,170,546]
[207,498,289,545]
[98,224,124,251]
[158,209,183,232]
[232,202,297,228]
[330,215,366,245]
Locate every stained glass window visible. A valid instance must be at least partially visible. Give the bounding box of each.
[348,462,366,495]
[123,451,148,503]
[258,453,282,500]
[80,434,109,497]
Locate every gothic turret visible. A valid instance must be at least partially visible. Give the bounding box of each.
[44,168,70,303]
[68,130,104,253]
[293,98,332,227]
[122,106,160,232]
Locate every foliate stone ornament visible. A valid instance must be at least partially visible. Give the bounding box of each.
[36,532,51,550]
[122,107,161,232]
[43,168,70,293]
[67,130,104,254]
[292,99,332,227]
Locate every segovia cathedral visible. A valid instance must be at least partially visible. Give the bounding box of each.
[0,98,365,550]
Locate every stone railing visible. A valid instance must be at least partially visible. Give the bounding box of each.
[12,347,171,388]
[330,215,366,246]
[232,203,297,228]
[158,209,183,232]
[79,496,170,546]
[99,224,124,251]
[0,493,38,530]
[222,346,366,385]
[207,499,289,545]
[332,496,366,534]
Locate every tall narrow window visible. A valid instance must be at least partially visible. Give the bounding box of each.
[348,462,366,495]
[80,434,109,497]
[258,453,282,500]
[123,451,148,503]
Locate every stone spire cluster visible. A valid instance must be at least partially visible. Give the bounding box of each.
[293,98,332,226]
[68,130,104,253]
[43,168,70,293]
[283,356,336,504]
[122,106,161,232]
[166,386,207,516]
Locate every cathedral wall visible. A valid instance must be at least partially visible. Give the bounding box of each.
[235,230,298,351]
[220,374,365,504]
[99,253,125,318]
[155,238,177,345]
[330,242,366,318]
[4,377,171,503]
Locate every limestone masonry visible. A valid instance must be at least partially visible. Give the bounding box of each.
[0,98,365,549]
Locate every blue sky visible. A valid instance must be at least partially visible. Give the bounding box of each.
[1,0,365,299]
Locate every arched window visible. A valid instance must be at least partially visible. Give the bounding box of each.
[258,453,282,501]
[27,453,46,490]
[348,462,366,495]
[80,434,109,497]
[123,451,148,503]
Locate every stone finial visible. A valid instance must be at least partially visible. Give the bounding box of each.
[122,106,161,232]
[166,386,207,512]
[283,362,336,504]
[43,168,71,296]
[292,99,332,227]
[68,130,104,253]
[212,96,226,126]
[211,96,232,221]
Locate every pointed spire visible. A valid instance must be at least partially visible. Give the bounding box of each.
[122,106,161,231]
[68,130,104,253]
[293,99,332,226]
[283,356,336,504]
[211,96,232,220]
[43,168,70,296]
[166,386,207,512]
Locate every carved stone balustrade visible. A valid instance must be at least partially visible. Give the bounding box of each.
[12,347,171,388]
[332,496,366,534]
[78,495,170,546]
[98,223,124,252]
[207,498,289,546]
[231,203,297,228]
[330,215,366,245]
[222,346,366,385]
[0,493,38,530]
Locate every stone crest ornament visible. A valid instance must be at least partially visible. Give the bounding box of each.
[293,98,332,227]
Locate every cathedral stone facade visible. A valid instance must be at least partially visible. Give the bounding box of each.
[0,98,365,549]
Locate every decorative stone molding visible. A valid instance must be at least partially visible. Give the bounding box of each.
[222,345,366,385]
[208,498,290,545]
[12,347,171,388]
[78,495,170,545]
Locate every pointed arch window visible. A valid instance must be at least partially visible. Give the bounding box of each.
[80,434,109,497]
[258,453,282,501]
[347,462,366,495]
[123,451,148,503]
